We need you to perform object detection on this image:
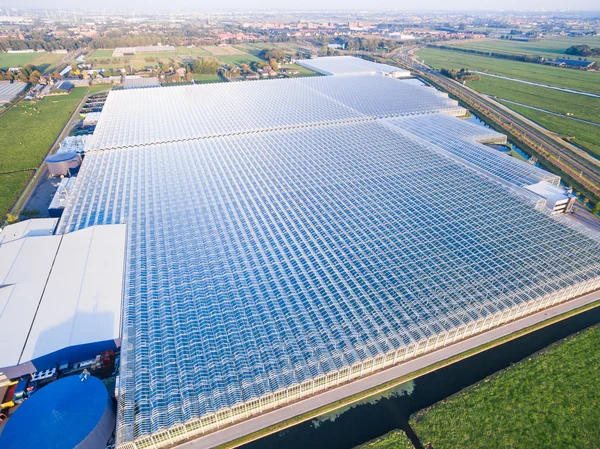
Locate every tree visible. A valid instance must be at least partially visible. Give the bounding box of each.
[269,58,279,72]
[29,70,41,84]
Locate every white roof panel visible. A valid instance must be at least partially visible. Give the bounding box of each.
[296,56,411,77]
[21,224,126,363]
[0,236,61,368]
[0,218,58,244]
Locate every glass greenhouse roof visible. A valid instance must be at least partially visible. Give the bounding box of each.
[296,56,411,77]
[85,75,464,151]
[59,119,600,444]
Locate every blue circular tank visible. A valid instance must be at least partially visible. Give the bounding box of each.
[0,375,115,449]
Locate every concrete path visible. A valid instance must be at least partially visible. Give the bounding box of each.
[175,289,600,449]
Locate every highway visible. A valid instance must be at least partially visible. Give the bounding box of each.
[173,290,600,449]
[391,47,600,201]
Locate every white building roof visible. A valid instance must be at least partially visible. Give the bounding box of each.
[0,222,126,372]
[0,218,58,244]
[525,181,571,202]
[296,56,411,77]
[0,236,62,369]
[122,76,161,90]
[0,82,27,104]
[21,225,126,363]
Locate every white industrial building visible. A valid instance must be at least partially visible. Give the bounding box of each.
[526,181,577,214]
[0,220,126,378]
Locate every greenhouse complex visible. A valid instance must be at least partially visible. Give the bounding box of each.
[53,57,600,449]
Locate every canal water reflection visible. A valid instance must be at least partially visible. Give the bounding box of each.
[241,306,600,449]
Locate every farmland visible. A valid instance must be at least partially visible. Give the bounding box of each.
[0,87,87,219]
[360,324,600,449]
[0,52,63,72]
[460,76,600,125]
[86,45,318,77]
[415,47,600,95]
[444,36,600,63]
[414,46,600,158]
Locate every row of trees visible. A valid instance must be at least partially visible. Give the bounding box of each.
[565,45,600,57]
[440,68,481,81]
[191,57,221,74]
[0,38,88,52]
[0,65,42,83]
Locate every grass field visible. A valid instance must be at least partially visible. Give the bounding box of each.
[410,324,600,449]
[361,324,600,449]
[499,102,600,158]
[463,76,600,125]
[0,87,87,218]
[192,74,222,83]
[0,171,33,221]
[354,430,413,449]
[445,36,600,63]
[415,47,600,95]
[217,54,263,66]
[0,52,63,72]
[202,45,247,56]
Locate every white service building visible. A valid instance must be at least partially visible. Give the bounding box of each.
[0,219,126,378]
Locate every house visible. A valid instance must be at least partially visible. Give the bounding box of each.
[175,67,187,77]
[244,72,260,80]
[554,58,595,70]
[48,81,74,95]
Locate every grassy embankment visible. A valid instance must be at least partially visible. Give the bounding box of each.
[0,87,87,219]
[415,47,600,158]
[358,322,600,449]
[443,35,600,64]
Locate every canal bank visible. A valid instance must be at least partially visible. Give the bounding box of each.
[238,301,600,449]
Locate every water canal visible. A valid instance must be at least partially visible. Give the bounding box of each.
[240,304,600,449]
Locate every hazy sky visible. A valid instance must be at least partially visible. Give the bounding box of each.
[7,0,600,12]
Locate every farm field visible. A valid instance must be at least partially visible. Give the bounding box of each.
[499,102,600,158]
[87,46,212,70]
[0,52,63,72]
[444,36,600,63]
[463,76,600,125]
[217,53,263,66]
[415,47,600,95]
[360,324,600,449]
[0,87,87,219]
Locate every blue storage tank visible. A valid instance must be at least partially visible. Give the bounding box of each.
[0,374,115,449]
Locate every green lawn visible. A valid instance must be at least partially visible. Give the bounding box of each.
[217,54,263,66]
[0,87,87,218]
[192,74,223,84]
[463,76,600,125]
[445,36,600,63]
[280,63,320,77]
[354,430,413,449]
[415,47,600,95]
[0,171,33,219]
[0,52,62,71]
[0,88,87,171]
[88,84,112,95]
[407,324,600,449]
[88,48,115,58]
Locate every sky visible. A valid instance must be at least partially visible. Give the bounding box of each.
[6,0,600,12]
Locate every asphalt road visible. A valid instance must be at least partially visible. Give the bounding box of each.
[174,289,600,449]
